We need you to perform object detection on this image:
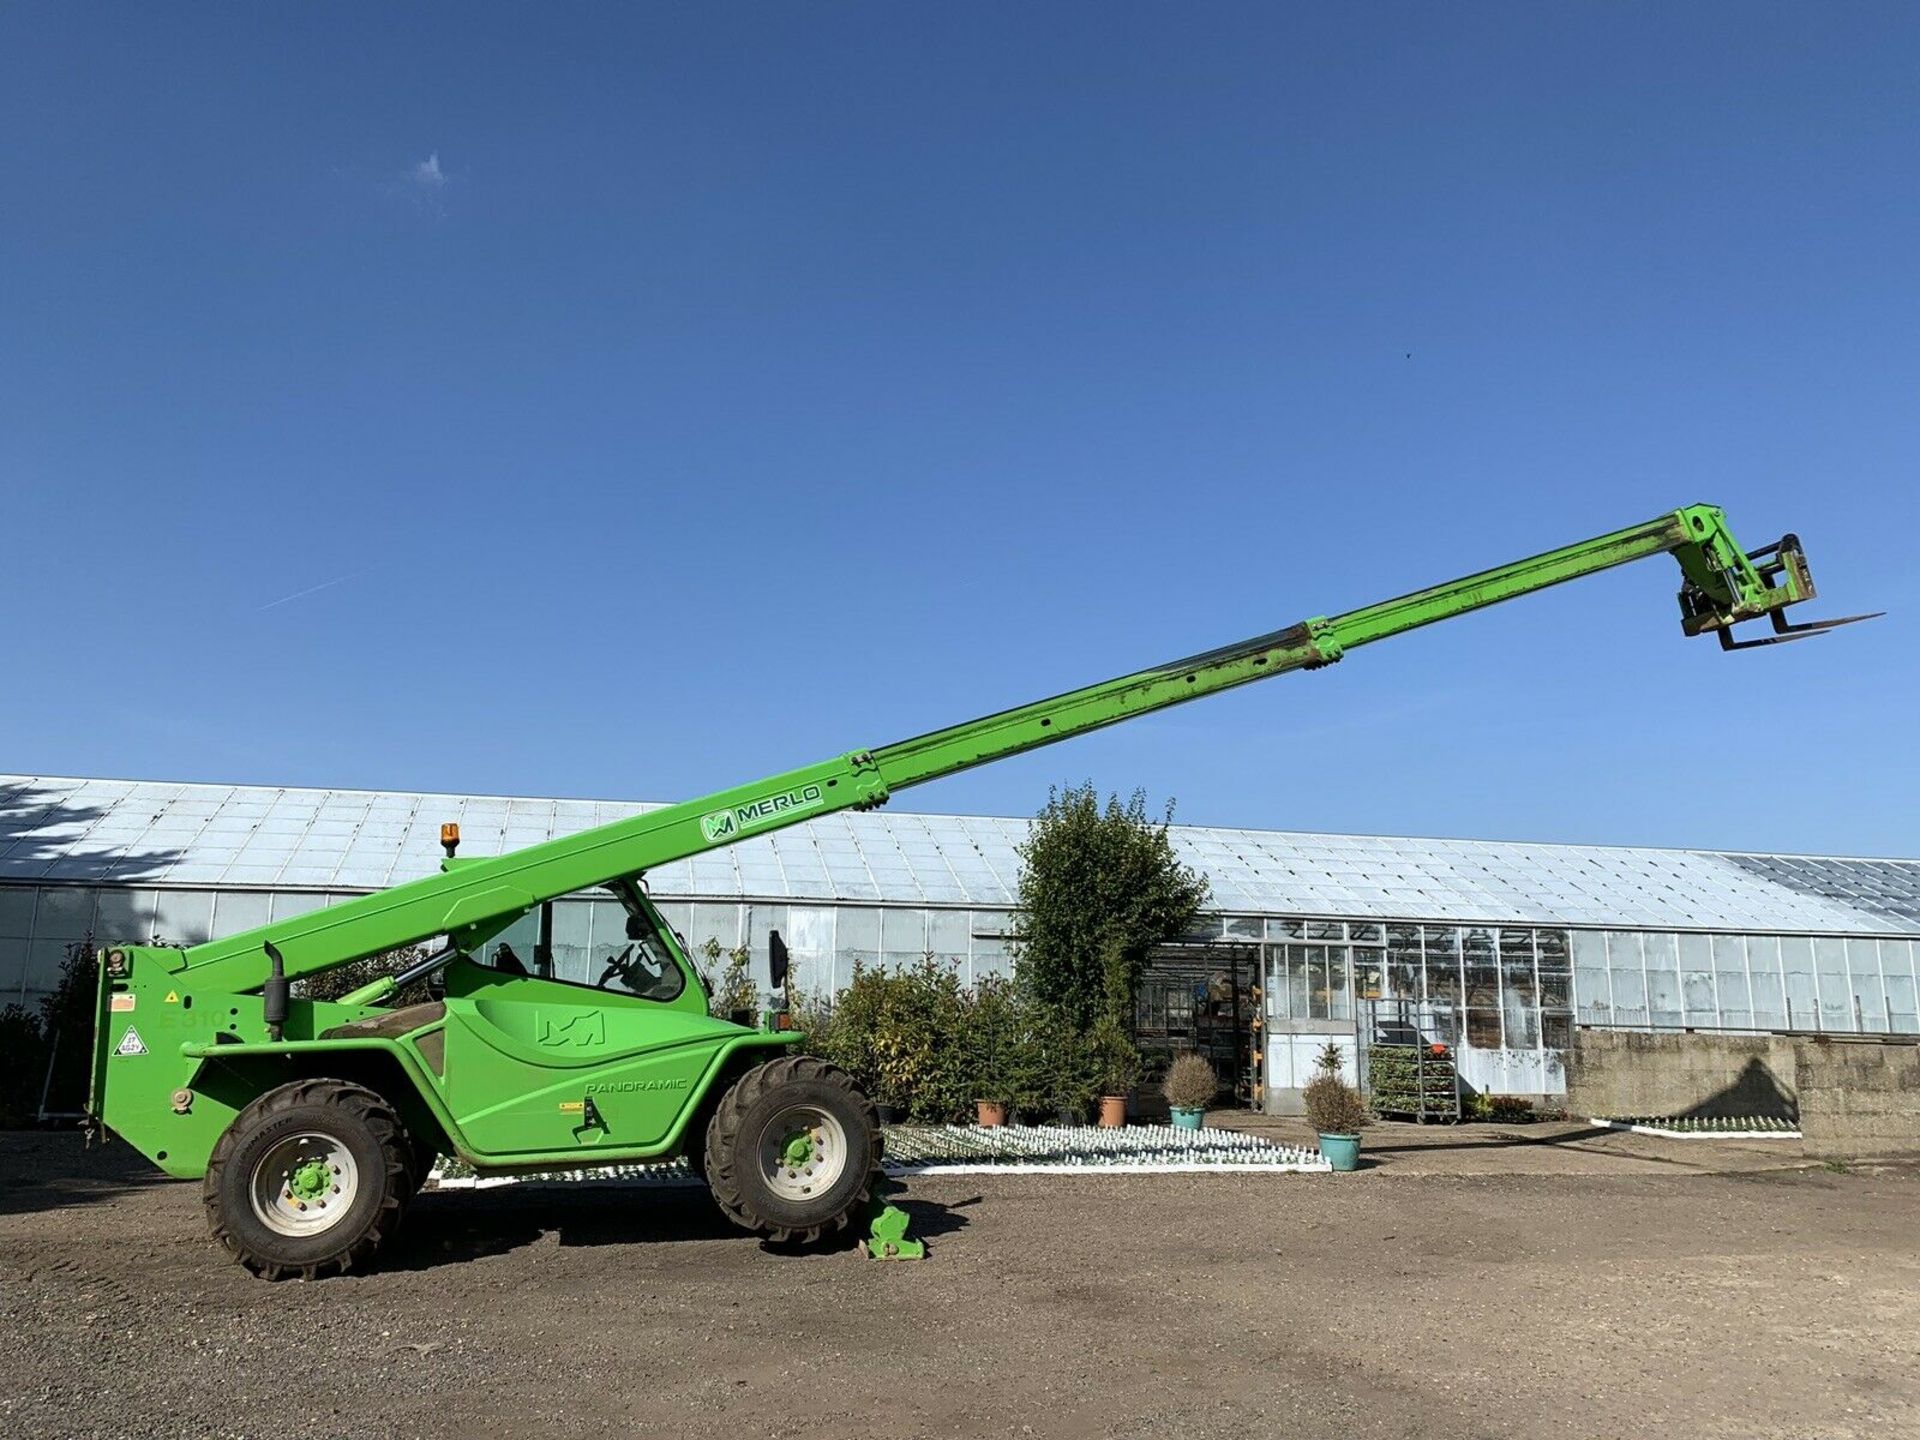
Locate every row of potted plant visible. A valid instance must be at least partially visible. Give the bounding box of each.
[796,957,1221,1127]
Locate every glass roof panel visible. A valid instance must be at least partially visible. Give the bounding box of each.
[4,775,1916,934]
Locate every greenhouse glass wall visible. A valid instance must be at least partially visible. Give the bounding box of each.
[4,775,1918,1105]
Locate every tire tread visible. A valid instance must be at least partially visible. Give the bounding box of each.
[703,1056,881,1245]
[202,1078,410,1281]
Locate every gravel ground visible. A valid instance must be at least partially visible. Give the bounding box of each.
[2,1128,1916,1439]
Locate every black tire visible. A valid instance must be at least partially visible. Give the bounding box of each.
[203,1078,411,1280]
[406,1138,441,1192]
[704,1055,881,1244]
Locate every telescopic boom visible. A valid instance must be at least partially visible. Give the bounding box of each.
[139,504,1875,998]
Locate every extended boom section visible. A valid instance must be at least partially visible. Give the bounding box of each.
[86,503,1872,1277]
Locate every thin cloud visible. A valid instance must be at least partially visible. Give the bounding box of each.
[257,572,363,612]
[409,152,447,190]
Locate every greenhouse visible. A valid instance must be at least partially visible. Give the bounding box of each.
[3,774,1916,1107]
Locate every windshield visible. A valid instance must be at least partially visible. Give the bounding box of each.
[593,915,686,1002]
[472,887,694,1004]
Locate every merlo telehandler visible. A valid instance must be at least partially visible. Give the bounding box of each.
[87,506,1872,1277]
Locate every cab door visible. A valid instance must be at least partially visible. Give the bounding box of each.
[433,900,739,1161]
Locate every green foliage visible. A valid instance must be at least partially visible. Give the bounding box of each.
[0,1003,48,1125]
[1303,1073,1370,1135]
[1303,1044,1369,1134]
[1,938,120,1122]
[815,957,971,1121]
[1487,1094,1536,1124]
[1085,1014,1141,1096]
[695,938,758,1020]
[1161,1053,1217,1110]
[966,974,1024,1104]
[39,939,103,1115]
[1364,1043,1459,1120]
[294,945,435,1009]
[787,983,837,1057]
[808,959,1139,1123]
[1014,782,1210,1029]
[1023,1004,1098,1118]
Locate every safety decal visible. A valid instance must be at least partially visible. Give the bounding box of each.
[109,994,136,1013]
[164,991,180,1004]
[115,1027,148,1058]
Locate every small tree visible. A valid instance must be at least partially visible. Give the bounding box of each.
[696,938,758,1019]
[963,974,1024,1106]
[36,939,101,1115]
[295,945,435,1009]
[1014,783,1210,1029]
[1303,1044,1369,1136]
[0,1003,48,1125]
[1085,1013,1141,1097]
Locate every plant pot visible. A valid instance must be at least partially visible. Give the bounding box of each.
[1097,1094,1128,1128]
[1169,1106,1205,1131]
[875,1103,906,1126]
[1319,1132,1362,1171]
[975,1099,1008,1128]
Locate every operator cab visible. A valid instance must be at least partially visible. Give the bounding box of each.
[464,879,709,1011]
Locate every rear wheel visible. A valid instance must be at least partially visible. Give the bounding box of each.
[203,1079,411,1280]
[704,1055,881,1244]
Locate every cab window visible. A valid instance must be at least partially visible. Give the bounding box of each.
[474,897,686,1004]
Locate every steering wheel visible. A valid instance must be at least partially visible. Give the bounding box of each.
[596,946,638,990]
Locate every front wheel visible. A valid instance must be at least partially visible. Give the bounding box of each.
[703,1055,881,1244]
[203,1079,412,1280]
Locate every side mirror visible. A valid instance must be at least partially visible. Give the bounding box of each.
[769,930,790,992]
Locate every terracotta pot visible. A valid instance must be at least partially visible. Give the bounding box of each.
[1097,1094,1128,1128]
[975,1099,1008,1127]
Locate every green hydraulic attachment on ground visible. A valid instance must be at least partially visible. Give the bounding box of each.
[862,1193,927,1261]
[87,504,1873,1277]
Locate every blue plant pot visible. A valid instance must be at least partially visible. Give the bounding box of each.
[1319,1132,1361,1171]
[1170,1106,1205,1130]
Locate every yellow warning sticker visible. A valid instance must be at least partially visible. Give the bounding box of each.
[558,1100,584,1113]
[164,991,180,1004]
[110,994,136,1013]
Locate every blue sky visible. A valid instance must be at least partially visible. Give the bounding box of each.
[2,5,1914,855]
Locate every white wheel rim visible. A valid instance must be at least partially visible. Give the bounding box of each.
[250,1131,359,1237]
[758,1105,848,1202]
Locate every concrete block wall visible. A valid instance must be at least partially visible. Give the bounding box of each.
[1566,1028,1920,1156]
[1565,1031,1799,1121]
[1795,1039,1920,1157]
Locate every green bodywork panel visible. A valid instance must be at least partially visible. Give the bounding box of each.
[90,505,1855,1181]
[100,953,797,1180]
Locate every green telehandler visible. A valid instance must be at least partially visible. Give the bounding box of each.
[87,506,1872,1277]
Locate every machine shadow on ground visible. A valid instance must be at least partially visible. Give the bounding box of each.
[0,1132,175,1217]
[382,1183,974,1271]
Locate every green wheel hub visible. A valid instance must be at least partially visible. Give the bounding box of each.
[288,1158,332,1202]
[780,1131,816,1169]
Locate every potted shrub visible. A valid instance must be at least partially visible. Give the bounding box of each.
[1161,1053,1217,1130]
[968,974,1020,1128]
[1087,1015,1140,1128]
[1021,1005,1094,1125]
[1049,1033,1097,1126]
[1302,1043,1369,1171]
